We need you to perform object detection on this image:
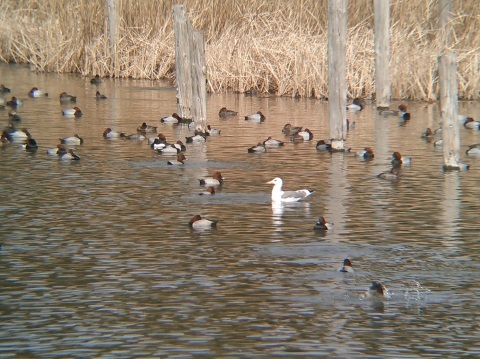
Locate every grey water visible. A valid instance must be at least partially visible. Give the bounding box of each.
[0,63,479,358]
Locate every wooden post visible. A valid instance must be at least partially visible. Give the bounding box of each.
[374,0,390,109]
[327,0,347,151]
[191,30,207,131]
[106,0,119,77]
[173,4,193,120]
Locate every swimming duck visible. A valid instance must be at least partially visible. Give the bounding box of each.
[295,128,314,141]
[263,136,284,147]
[6,97,23,107]
[59,92,77,103]
[366,281,387,298]
[188,214,218,229]
[313,216,334,231]
[245,111,266,122]
[391,151,412,167]
[0,84,11,93]
[466,144,480,156]
[421,128,434,138]
[103,128,126,138]
[247,142,267,153]
[60,134,84,145]
[355,147,375,160]
[167,153,186,165]
[5,127,31,143]
[397,104,410,120]
[46,144,68,156]
[62,107,83,117]
[199,186,216,195]
[174,140,187,152]
[137,122,158,133]
[161,113,182,124]
[463,117,480,130]
[339,258,354,273]
[157,144,180,155]
[206,125,221,135]
[60,149,80,161]
[282,123,303,136]
[219,107,238,117]
[150,138,167,150]
[28,87,48,97]
[346,98,366,111]
[121,132,146,141]
[8,110,21,124]
[185,134,206,143]
[95,90,107,99]
[90,74,102,84]
[23,138,38,152]
[199,172,224,186]
[315,139,331,151]
[433,138,443,147]
[377,167,400,180]
[267,177,315,202]
[147,133,167,145]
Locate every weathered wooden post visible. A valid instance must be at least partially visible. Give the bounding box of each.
[106,0,119,77]
[374,0,390,109]
[327,0,347,151]
[438,0,467,170]
[191,30,207,131]
[173,4,194,121]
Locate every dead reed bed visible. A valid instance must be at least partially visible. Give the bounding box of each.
[0,0,478,100]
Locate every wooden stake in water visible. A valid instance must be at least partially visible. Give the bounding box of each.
[327,0,347,151]
[173,4,193,120]
[374,0,390,109]
[106,0,119,77]
[192,30,207,131]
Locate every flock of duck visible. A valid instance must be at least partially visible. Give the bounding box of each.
[2,76,477,299]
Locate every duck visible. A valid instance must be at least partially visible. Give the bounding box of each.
[103,128,126,138]
[355,147,375,160]
[463,117,480,130]
[339,258,354,273]
[6,97,23,107]
[377,167,400,180]
[206,125,221,135]
[137,122,157,133]
[95,90,107,99]
[157,144,180,155]
[0,84,11,93]
[219,107,238,117]
[121,132,146,141]
[346,97,366,111]
[247,142,267,153]
[313,216,334,231]
[90,74,102,84]
[391,151,412,167]
[295,128,313,141]
[167,153,186,165]
[378,108,399,116]
[150,138,168,150]
[199,172,224,186]
[282,123,303,136]
[28,87,48,97]
[174,140,187,152]
[60,134,84,146]
[199,186,216,195]
[267,177,315,202]
[433,138,443,147]
[185,134,206,143]
[263,136,284,147]
[244,111,266,122]
[366,281,387,298]
[315,139,331,151]
[4,127,31,143]
[147,133,167,145]
[397,104,411,120]
[161,113,182,124]
[46,144,68,156]
[60,149,80,161]
[188,214,218,229]
[421,128,434,138]
[466,144,480,156]
[23,138,38,152]
[59,92,77,103]
[62,107,83,117]
[8,110,22,124]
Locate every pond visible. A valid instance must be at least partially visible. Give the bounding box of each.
[0,63,479,358]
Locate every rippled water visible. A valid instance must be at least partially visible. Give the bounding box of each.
[1,63,480,358]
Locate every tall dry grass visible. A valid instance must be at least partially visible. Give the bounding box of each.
[0,0,479,100]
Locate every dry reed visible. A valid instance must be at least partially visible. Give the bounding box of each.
[0,0,478,100]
